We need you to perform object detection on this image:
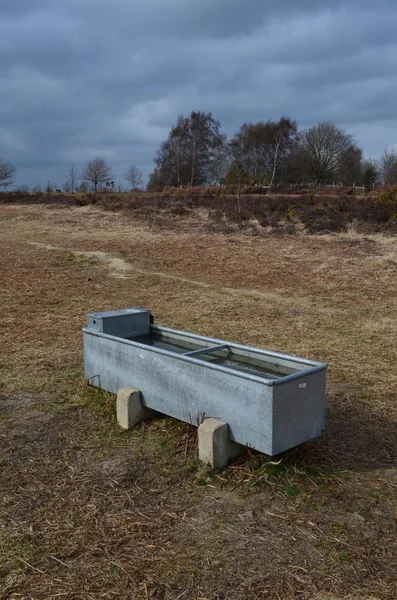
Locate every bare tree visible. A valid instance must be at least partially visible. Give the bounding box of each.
[291,122,357,183]
[228,130,249,205]
[63,165,79,193]
[146,169,164,192]
[152,111,224,188]
[269,118,297,185]
[124,164,143,190]
[378,147,397,185]
[226,162,248,208]
[208,143,232,185]
[82,156,113,192]
[230,118,297,185]
[362,159,380,187]
[0,160,17,189]
[339,145,363,185]
[79,181,89,193]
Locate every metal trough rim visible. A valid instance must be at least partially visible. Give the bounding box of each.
[83,325,327,387]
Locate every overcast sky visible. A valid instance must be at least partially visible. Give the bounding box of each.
[1,0,397,188]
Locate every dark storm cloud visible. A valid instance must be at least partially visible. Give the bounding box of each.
[1,0,397,187]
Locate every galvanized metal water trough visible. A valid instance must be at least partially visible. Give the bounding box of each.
[83,308,327,456]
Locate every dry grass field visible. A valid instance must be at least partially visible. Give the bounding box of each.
[1,203,397,599]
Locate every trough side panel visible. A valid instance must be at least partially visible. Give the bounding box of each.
[272,370,326,455]
[83,332,274,454]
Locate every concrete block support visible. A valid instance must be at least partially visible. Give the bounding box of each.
[116,387,156,429]
[198,418,244,469]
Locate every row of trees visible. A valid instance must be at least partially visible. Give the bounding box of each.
[147,112,397,190]
[62,158,144,193]
[0,157,144,192]
[1,113,397,192]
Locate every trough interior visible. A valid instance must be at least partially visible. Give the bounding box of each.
[128,329,301,381]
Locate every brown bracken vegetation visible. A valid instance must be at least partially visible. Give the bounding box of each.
[2,186,397,235]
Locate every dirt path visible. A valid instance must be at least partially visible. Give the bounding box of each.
[27,240,340,316]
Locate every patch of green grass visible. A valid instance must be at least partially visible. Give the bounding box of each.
[145,433,174,460]
[248,455,287,479]
[66,252,96,268]
[331,521,348,534]
[82,385,116,421]
[265,461,287,479]
[237,449,351,499]
[195,464,216,486]
[178,457,201,477]
[304,465,350,484]
[0,531,45,581]
[328,469,350,481]
[336,551,351,564]
[279,483,302,498]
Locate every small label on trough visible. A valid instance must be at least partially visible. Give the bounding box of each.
[299,383,307,388]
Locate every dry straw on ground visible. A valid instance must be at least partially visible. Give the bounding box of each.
[1,204,396,599]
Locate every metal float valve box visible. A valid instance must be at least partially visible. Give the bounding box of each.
[86,308,152,338]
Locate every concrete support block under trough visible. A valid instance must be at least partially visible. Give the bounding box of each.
[116,387,157,429]
[198,418,244,469]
